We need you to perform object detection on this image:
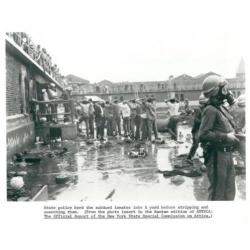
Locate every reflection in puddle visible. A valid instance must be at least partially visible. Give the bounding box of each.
[14,124,245,201]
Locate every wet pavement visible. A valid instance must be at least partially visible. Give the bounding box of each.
[7,124,246,201]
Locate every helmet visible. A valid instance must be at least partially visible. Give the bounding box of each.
[237,94,245,107]
[202,75,227,98]
[199,93,209,105]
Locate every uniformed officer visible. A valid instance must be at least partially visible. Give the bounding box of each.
[198,75,239,201]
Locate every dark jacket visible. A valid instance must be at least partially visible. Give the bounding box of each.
[198,104,235,146]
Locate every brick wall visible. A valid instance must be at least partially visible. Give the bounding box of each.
[6,51,22,116]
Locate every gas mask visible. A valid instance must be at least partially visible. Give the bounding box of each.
[217,83,236,106]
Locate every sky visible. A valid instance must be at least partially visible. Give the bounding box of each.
[4,0,249,83]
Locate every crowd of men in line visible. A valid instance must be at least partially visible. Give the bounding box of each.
[74,95,189,142]
[76,96,160,141]
[6,32,62,82]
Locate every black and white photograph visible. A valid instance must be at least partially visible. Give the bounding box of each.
[0,0,249,249]
[5,33,246,202]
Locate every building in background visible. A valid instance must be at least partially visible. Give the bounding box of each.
[86,60,245,102]
[65,74,92,94]
[92,80,114,94]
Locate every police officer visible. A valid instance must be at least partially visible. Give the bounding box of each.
[198,75,239,201]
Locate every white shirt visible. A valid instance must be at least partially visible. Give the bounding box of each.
[42,91,49,101]
[166,101,180,116]
[47,89,57,99]
[120,103,131,118]
[80,103,90,115]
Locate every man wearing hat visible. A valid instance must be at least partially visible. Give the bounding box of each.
[199,75,239,200]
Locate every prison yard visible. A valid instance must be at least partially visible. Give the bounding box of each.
[6,33,246,202]
[7,120,246,202]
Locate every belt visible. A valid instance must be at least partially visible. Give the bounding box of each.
[216,146,235,152]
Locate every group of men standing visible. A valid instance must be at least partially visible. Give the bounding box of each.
[76,97,159,141]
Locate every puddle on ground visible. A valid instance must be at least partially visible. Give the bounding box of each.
[7,124,246,201]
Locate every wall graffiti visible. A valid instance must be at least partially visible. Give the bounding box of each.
[7,128,34,151]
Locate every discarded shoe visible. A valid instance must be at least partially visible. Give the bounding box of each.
[139,151,147,157]
[124,138,133,143]
[128,147,148,158]
[162,170,178,177]
[161,169,202,178]
[177,140,184,144]
[128,151,139,158]
[171,175,185,185]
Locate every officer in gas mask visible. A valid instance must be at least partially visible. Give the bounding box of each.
[198,75,239,200]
